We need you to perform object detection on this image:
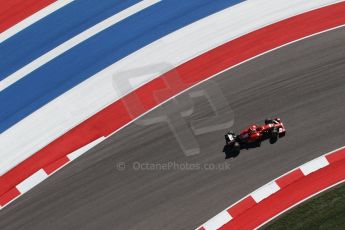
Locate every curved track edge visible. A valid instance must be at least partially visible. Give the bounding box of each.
[198,147,345,230]
[1,2,345,210]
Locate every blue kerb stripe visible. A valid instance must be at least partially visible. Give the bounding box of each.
[0,0,141,80]
[0,0,244,133]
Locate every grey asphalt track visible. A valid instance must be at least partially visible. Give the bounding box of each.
[1,27,345,230]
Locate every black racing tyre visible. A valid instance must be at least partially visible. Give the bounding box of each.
[234,141,240,150]
[233,142,241,156]
[269,128,278,144]
[265,118,274,125]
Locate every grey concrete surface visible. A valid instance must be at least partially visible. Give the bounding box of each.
[0,27,344,230]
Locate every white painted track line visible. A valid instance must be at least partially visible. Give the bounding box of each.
[0,0,74,43]
[203,210,232,230]
[67,137,105,161]
[251,181,280,203]
[300,156,329,175]
[16,169,48,194]
[0,0,160,92]
[0,0,340,177]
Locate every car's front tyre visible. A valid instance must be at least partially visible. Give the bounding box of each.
[269,128,278,144]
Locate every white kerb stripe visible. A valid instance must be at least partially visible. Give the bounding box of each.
[16,169,48,194]
[0,0,340,176]
[67,136,105,161]
[300,156,329,175]
[197,146,345,230]
[0,0,74,43]
[203,210,232,230]
[251,181,280,203]
[0,0,160,91]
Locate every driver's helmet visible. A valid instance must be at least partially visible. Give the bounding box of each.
[249,125,257,133]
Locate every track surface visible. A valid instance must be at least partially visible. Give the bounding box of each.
[0,28,344,230]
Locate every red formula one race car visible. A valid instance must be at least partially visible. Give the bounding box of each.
[224,118,286,158]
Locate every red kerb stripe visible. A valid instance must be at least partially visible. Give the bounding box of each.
[1,2,345,200]
[0,0,56,33]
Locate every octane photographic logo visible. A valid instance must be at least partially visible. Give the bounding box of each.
[115,161,232,172]
[112,62,234,157]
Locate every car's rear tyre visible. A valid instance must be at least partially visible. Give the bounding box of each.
[232,142,240,156]
[224,141,240,159]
